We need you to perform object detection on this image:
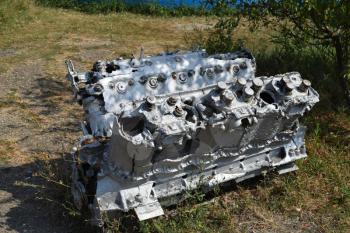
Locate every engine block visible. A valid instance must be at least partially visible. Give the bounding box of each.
[66,49,319,224]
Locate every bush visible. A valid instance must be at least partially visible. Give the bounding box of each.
[35,0,208,16]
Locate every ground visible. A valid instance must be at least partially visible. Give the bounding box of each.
[0,1,349,233]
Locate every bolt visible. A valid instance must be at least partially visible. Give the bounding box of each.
[231,64,240,74]
[239,62,247,69]
[145,96,156,110]
[243,87,254,102]
[174,106,184,117]
[237,77,247,87]
[108,82,115,89]
[252,78,263,92]
[178,73,187,83]
[217,81,227,92]
[206,69,214,79]
[298,79,311,92]
[116,82,127,93]
[139,75,148,84]
[171,72,177,79]
[222,90,234,105]
[157,73,167,82]
[93,84,103,93]
[148,78,158,88]
[188,70,195,77]
[167,96,178,106]
[285,82,294,94]
[146,96,156,104]
[128,79,135,86]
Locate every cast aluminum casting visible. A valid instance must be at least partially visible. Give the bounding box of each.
[65,49,319,225]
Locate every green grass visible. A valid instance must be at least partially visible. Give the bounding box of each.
[0,1,349,232]
[0,0,32,31]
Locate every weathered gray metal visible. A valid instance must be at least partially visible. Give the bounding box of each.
[66,49,319,225]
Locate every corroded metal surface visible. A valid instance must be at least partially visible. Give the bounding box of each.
[66,49,319,224]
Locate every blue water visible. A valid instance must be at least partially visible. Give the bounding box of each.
[126,0,203,7]
[80,0,205,8]
[158,0,202,7]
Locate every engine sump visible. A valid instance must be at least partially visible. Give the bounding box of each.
[65,49,319,225]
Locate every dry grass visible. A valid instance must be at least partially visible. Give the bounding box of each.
[0,1,349,233]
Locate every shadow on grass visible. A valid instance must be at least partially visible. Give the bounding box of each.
[0,155,98,233]
[22,76,78,117]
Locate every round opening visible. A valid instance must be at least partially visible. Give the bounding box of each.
[241,118,250,128]
[260,91,275,104]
